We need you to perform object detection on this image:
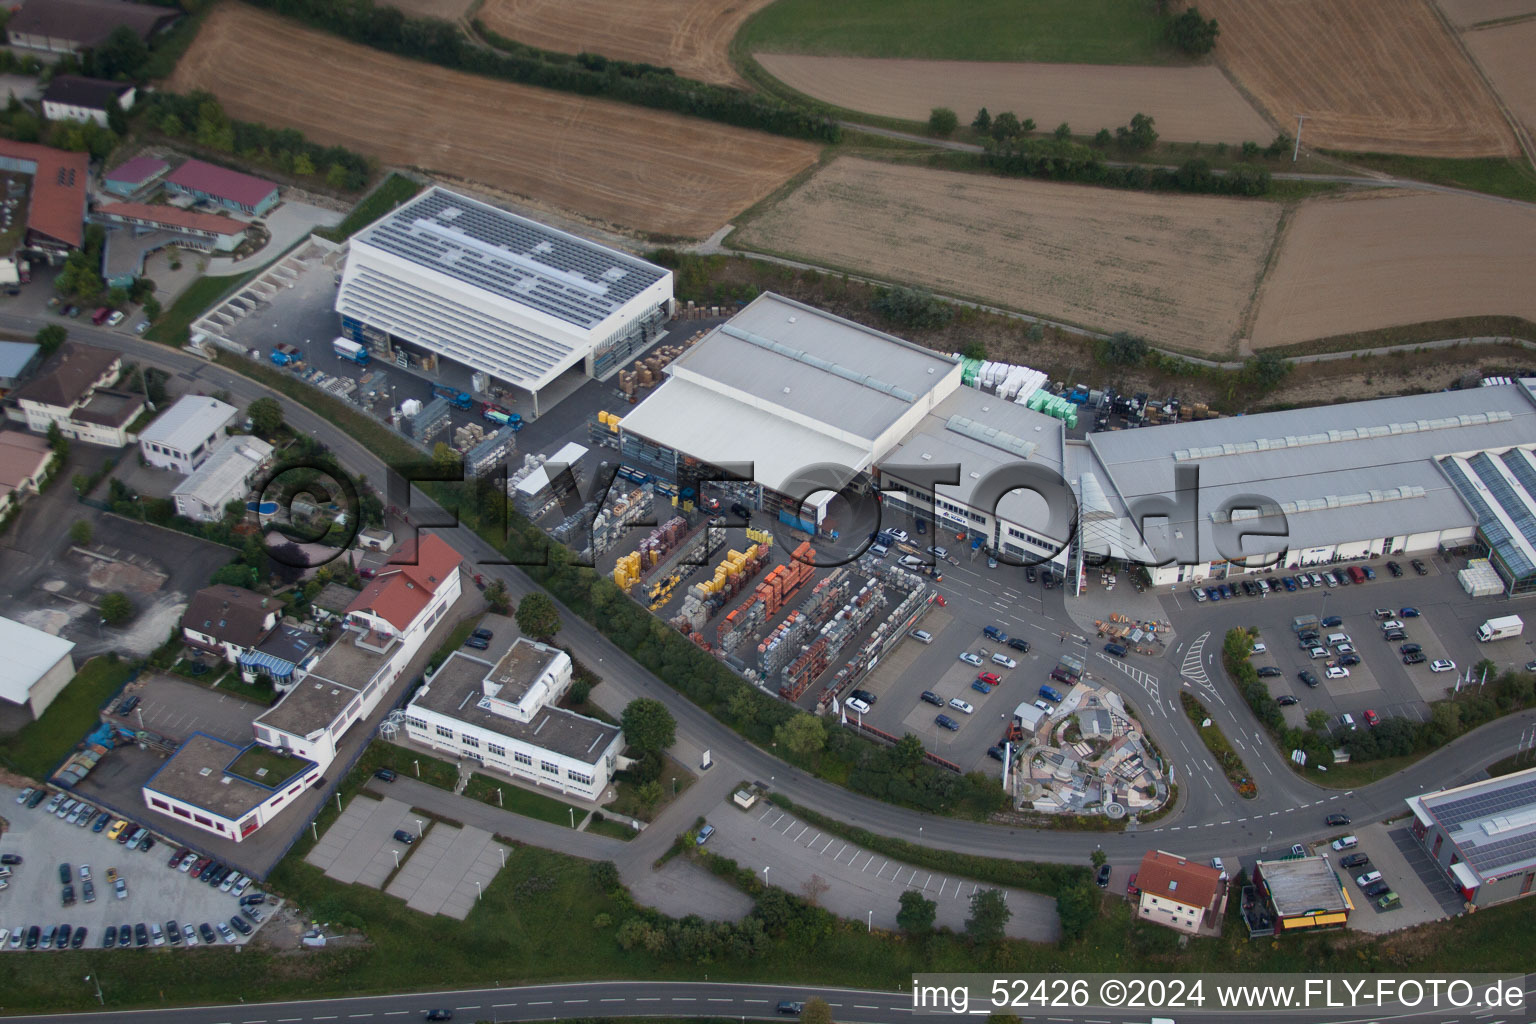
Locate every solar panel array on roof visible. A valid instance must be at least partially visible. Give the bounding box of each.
[359,189,667,330]
[1431,775,1536,874]
[1431,775,1536,830]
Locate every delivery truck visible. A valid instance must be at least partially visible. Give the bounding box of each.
[270,343,302,366]
[482,406,523,430]
[1475,615,1523,642]
[433,385,473,410]
[333,337,371,367]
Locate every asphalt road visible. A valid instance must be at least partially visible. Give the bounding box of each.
[3,980,1530,1024]
[12,312,1536,873]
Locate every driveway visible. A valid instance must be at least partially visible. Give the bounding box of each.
[714,803,1060,941]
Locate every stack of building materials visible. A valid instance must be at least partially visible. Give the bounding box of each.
[689,541,773,610]
[1026,389,1079,428]
[515,442,587,518]
[406,396,451,442]
[612,516,689,591]
[588,485,653,558]
[589,410,622,449]
[613,551,643,592]
[453,422,486,451]
[1458,558,1504,597]
[52,721,120,787]
[717,594,768,656]
[464,426,518,478]
[647,570,683,611]
[779,632,828,700]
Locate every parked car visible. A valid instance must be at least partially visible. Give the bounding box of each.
[0,853,21,865]
[986,746,1006,762]
[1258,666,1282,678]
[976,671,1001,686]
[1364,709,1381,727]
[1095,864,1112,888]
[1384,630,1407,642]
[947,697,974,715]
[114,878,127,900]
[229,915,253,935]
[464,637,489,650]
[1277,695,1300,706]
[958,652,983,666]
[982,625,1008,642]
[1338,654,1361,667]
[150,922,165,946]
[934,714,959,731]
[1321,615,1343,628]
[1007,637,1030,651]
[991,653,1017,668]
[850,689,877,706]
[58,863,71,884]
[971,679,993,695]
[909,629,933,645]
[134,923,149,947]
[183,923,199,945]
[843,697,871,715]
[1399,643,1422,655]
[102,925,117,949]
[392,829,416,845]
[1341,853,1370,869]
[1364,880,1391,898]
[1299,671,1319,688]
[919,690,943,707]
[1387,561,1403,576]
[216,921,236,943]
[1103,642,1128,657]
[1281,576,1298,591]
[1402,652,1426,665]
[1412,559,1428,575]
[471,628,493,641]
[199,923,217,944]
[1431,659,1456,673]
[166,919,182,945]
[1400,606,1420,617]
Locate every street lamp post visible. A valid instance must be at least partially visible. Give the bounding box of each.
[413,759,420,778]
[569,807,575,828]
[85,975,103,1005]
[475,880,482,901]
[415,818,423,837]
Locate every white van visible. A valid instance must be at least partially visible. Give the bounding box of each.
[870,543,889,557]
[1326,632,1351,646]
[1340,713,1357,731]
[1331,835,1358,851]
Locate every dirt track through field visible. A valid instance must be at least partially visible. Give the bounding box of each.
[383,0,475,19]
[1436,0,1536,26]
[755,54,1273,143]
[479,0,774,87]
[1202,0,1517,157]
[1249,191,1536,349]
[734,158,1281,355]
[169,5,818,238]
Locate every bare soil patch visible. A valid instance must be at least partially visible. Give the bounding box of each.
[733,157,1282,355]
[169,5,818,239]
[382,0,475,19]
[479,0,774,87]
[1202,0,1517,157]
[1463,18,1536,146]
[1437,0,1536,27]
[1250,191,1536,349]
[755,54,1274,144]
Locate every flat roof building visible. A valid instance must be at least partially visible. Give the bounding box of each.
[404,638,623,802]
[1081,384,1536,588]
[0,615,75,730]
[138,394,237,474]
[619,292,960,529]
[1408,766,1536,909]
[0,341,41,392]
[336,187,673,414]
[1251,855,1351,931]
[143,732,319,845]
[170,435,273,523]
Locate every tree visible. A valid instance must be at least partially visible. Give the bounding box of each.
[1020,117,1036,133]
[621,697,676,753]
[896,888,937,935]
[990,111,1021,141]
[1090,848,1108,868]
[1053,122,1072,141]
[46,421,69,457]
[68,519,93,546]
[247,397,284,436]
[268,541,308,587]
[1101,331,1149,365]
[34,324,66,356]
[1168,6,1220,55]
[928,107,958,137]
[99,591,135,625]
[965,887,1011,942]
[210,562,258,588]
[515,591,562,641]
[1092,127,1113,148]
[142,295,162,322]
[971,107,991,132]
[1116,112,1159,151]
[800,999,833,1024]
[871,286,952,331]
[774,712,826,756]
[90,25,149,81]
[1055,881,1099,940]
[1244,351,1292,390]
[432,442,460,473]
[106,286,130,309]
[800,873,830,905]
[484,578,510,615]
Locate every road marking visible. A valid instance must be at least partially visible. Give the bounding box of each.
[673,997,697,1001]
[709,998,734,1003]
[564,999,589,1004]
[600,998,624,1003]
[527,1001,552,1006]
[636,998,661,1002]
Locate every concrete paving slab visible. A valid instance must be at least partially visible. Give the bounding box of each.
[715,803,1060,941]
[385,821,504,920]
[305,795,420,887]
[624,859,753,923]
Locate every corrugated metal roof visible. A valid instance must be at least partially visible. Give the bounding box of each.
[138,394,236,452]
[666,293,957,443]
[0,616,75,705]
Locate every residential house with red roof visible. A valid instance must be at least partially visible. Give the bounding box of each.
[0,139,88,258]
[1133,849,1227,935]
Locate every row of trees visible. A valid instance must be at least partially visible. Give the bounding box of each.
[980,130,1273,197]
[237,0,838,143]
[144,92,372,192]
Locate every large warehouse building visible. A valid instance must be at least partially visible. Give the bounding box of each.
[618,292,963,532]
[335,187,673,415]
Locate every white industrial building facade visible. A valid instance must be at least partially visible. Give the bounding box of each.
[335,187,673,414]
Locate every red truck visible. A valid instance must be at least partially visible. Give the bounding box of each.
[90,307,112,325]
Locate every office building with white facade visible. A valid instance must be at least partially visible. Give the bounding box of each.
[138,394,236,473]
[335,187,673,415]
[405,638,623,802]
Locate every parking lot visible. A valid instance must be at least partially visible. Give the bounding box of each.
[1198,558,1536,738]
[1301,818,1464,934]
[0,785,269,950]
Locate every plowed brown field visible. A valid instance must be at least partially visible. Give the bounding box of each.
[755,54,1273,144]
[169,5,818,238]
[1201,0,1517,157]
[1437,0,1536,27]
[478,0,773,87]
[734,158,1282,354]
[1463,19,1536,146]
[1250,191,1536,348]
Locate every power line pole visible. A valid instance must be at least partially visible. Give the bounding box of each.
[1293,115,1307,162]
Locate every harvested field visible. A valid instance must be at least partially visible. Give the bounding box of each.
[734,158,1282,355]
[383,0,475,19]
[478,0,774,87]
[1436,0,1536,27]
[755,54,1273,143]
[1249,191,1536,349]
[1201,0,1517,157]
[169,5,818,238]
[1463,19,1536,145]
